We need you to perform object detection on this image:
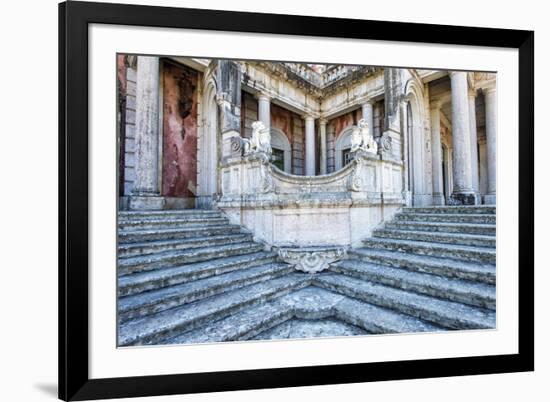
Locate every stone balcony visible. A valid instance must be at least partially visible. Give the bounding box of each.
[217,148,405,248]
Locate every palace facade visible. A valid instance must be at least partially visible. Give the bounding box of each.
[116,56,496,345]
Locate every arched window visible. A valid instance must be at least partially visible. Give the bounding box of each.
[334,126,355,171]
[270,128,291,173]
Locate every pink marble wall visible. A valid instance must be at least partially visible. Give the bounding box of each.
[161,61,200,198]
[271,103,296,144]
[330,108,362,139]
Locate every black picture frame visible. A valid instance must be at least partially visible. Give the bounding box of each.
[59,1,534,400]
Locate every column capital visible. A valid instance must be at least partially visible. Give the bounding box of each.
[430,99,442,111]
[255,90,272,101]
[481,85,497,96]
[448,70,467,78]
[362,97,375,106]
[468,88,478,99]
[302,113,315,122]
[318,117,328,126]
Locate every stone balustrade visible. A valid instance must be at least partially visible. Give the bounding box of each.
[216,145,405,248]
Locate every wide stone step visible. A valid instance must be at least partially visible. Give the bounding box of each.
[395,213,496,224]
[271,287,442,334]
[163,302,292,344]
[118,263,293,322]
[165,287,441,344]
[372,228,495,248]
[401,206,496,215]
[332,259,495,310]
[385,220,496,236]
[118,217,230,231]
[314,274,495,330]
[119,209,222,220]
[118,273,310,346]
[349,248,495,284]
[118,224,243,243]
[118,242,266,275]
[362,237,495,263]
[118,251,278,297]
[118,233,254,258]
[251,318,369,340]
[333,295,443,334]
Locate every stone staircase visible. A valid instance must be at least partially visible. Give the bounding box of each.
[329,205,496,329]
[118,206,496,347]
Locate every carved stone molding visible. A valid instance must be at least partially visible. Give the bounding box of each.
[229,136,243,156]
[278,246,348,273]
[379,134,392,152]
[347,157,365,192]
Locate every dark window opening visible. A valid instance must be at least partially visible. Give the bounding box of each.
[272,148,285,171]
[342,148,353,166]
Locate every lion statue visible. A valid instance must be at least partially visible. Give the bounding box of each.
[243,121,272,156]
[350,119,377,155]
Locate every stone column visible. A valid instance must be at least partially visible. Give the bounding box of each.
[319,118,328,175]
[327,124,336,173]
[483,87,497,205]
[468,89,480,203]
[304,115,316,176]
[362,100,374,135]
[257,92,271,132]
[430,102,445,205]
[400,99,412,206]
[449,71,475,205]
[130,56,164,210]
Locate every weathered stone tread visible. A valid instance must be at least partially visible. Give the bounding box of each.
[118,251,277,296]
[119,209,222,218]
[252,318,368,340]
[118,216,229,230]
[372,228,495,248]
[333,296,442,334]
[332,259,495,309]
[350,248,495,284]
[165,303,291,344]
[118,224,243,243]
[385,220,496,235]
[118,233,253,257]
[362,237,495,263]
[395,212,495,224]
[118,273,309,346]
[314,273,495,329]
[402,206,495,215]
[119,263,293,321]
[118,242,265,274]
[166,287,441,344]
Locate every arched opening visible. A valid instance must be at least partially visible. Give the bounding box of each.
[334,126,355,171]
[196,80,219,208]
[270,128,292,173]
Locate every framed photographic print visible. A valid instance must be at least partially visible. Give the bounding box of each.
[59,1,534,400]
